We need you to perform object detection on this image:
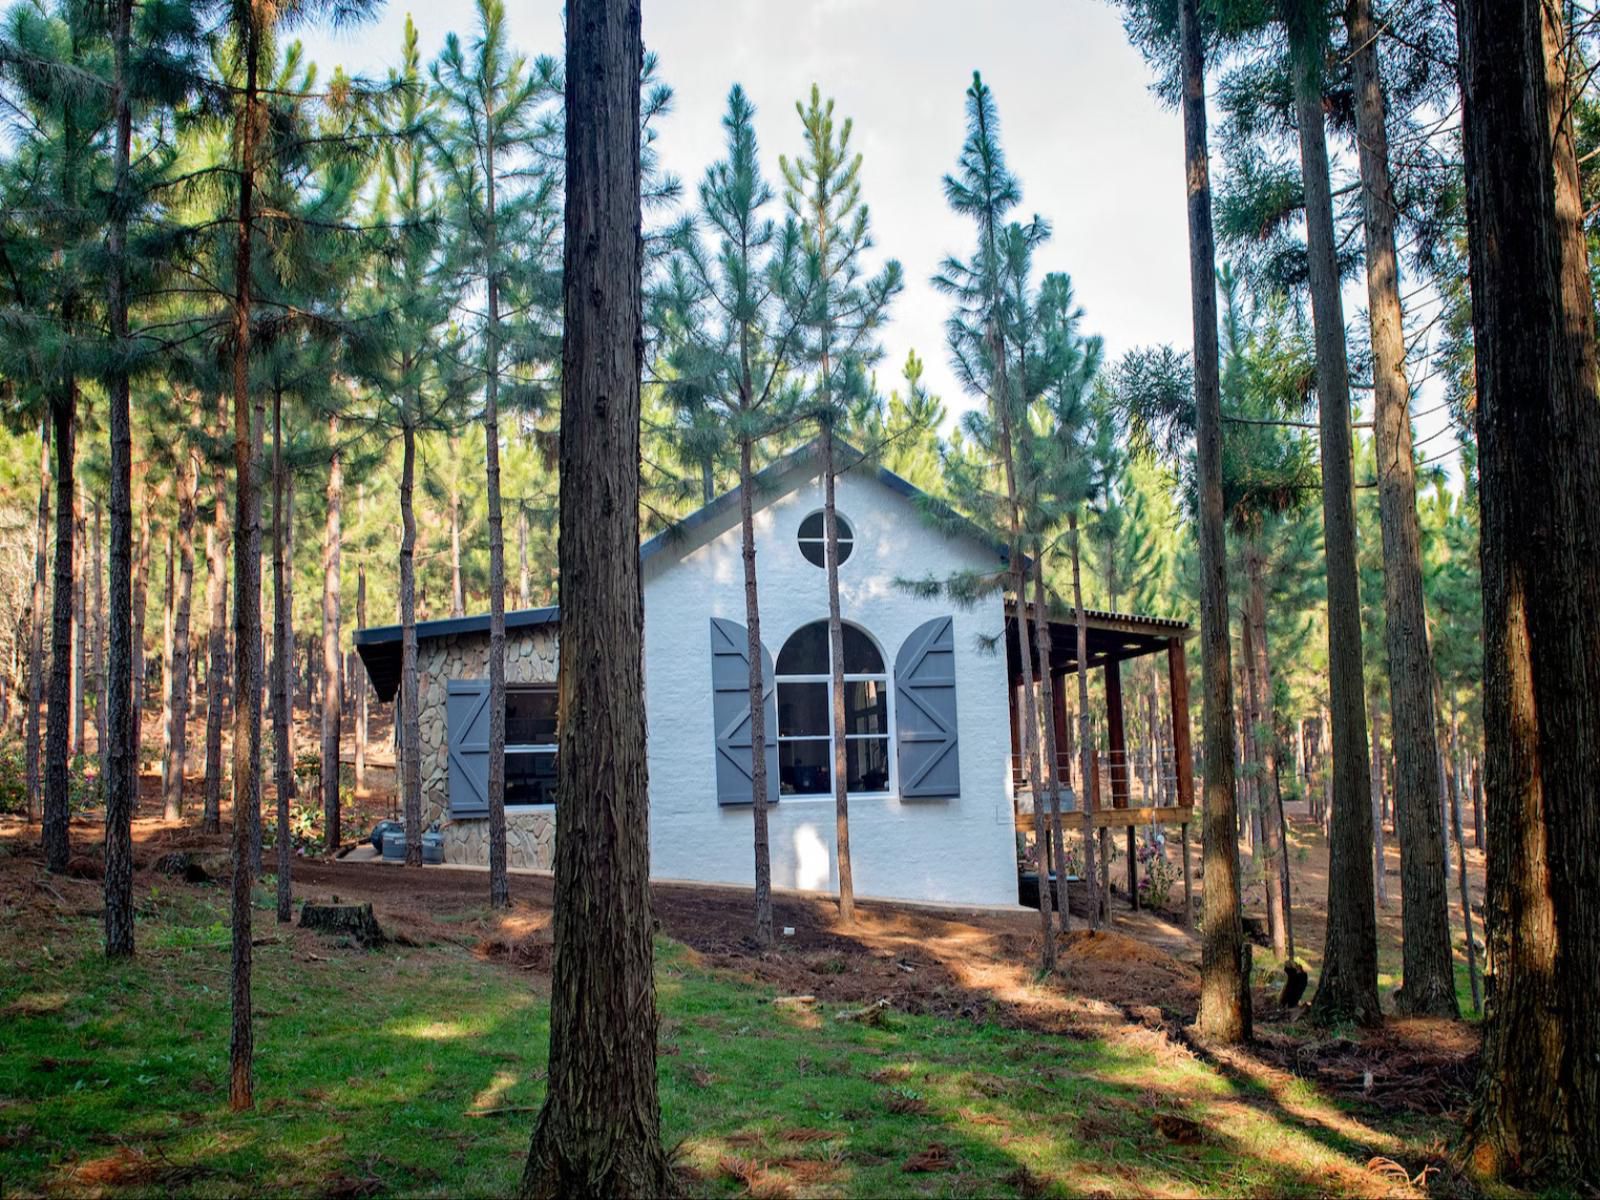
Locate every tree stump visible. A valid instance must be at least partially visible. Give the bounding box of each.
[299,902,386,948]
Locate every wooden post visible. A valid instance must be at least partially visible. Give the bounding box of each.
[1105,659,1129,808]
[1167,638,1195,811]
[1051,671,1069,787]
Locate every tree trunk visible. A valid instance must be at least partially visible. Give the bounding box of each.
[1370,695,1388,907]
[42,389,74,873]
[821,424,855,923]
[449,441,465,618]
[101,0,136,957]
[1179,0,1250,1043]
[72,494,85,761]
[355,561,367,795]
[1284,0,1380,1027]
[1446,719,1480,1015]
[320,416,343,853]
[1034,557,1069,934]
[227,21,264,1112]
[737,434,773,946]
[1247,541,1293,961]
[131,467,151,714]
[1344,0,1458,1019]
[163,449,199,821]
[282,467,295,780]
[159,529,175,803]
[271,384,292,923]
[203,400,230,835]
[484,130,510,911]
[26,418,48,822]
[520,1,671,1187]
[92,498,105,784]
[1069,514,1099,931]
[399,411,423,869]
[518,507,531,610]
[1459,0,1600,1178]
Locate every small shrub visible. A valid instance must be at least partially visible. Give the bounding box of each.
[0,740,28,815]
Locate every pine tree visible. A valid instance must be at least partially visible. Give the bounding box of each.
[1118,0,1253,1042]
[431,0,561,905]
[780,83,903,922]
[656,84,811,946]
[1458,0,1600,1180]
[519,0,671,1189]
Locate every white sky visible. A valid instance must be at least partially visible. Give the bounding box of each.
[302,0,1194,422]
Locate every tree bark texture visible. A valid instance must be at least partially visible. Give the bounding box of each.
[163,449,199,821]
[203,402,230,835]
[101,0,136,958]
[271,387,292,923]
[822,425,855,923]
[521,1,672,1189]
[1070,515,1099,930]
[485,137,510,912]
[1285,0,1380,1027]
[131,468,151,714]
[320,416,343,853]
[1246,543,1292,961]
[1458,0,1600,1180]
[26,418,48,821]
[399,416,423,868]
[1179,0,1250,1043]
[1034,557,1069,934]
[43,389,75,872]
[738,435,773,946]
[228,22,264,1111]
[1346,0,1458,1019]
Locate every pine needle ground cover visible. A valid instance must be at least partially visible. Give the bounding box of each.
[1,845,1459,1198]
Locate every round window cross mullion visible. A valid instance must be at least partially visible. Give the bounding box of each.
[798,510,853,568]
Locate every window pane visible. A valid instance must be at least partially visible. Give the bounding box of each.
[799,511,825,539]
[841,626,884,674]
[844,679,887,735]
[507,749,558,805]
[834,536,853,566]
[777,681,829,737]
[779,739,830,795]
[798,539,826,567]
[777,621,829,674]
[506,689,558,746]
[847,737,890,793]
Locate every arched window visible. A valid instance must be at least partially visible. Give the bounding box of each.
[775,620,890,795]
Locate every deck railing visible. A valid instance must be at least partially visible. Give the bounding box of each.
[1011,748,1183,810]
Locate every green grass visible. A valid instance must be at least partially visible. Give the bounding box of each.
[0,881,1451,1198]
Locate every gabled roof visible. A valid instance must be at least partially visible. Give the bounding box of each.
[638,435,1014,566]
[353,436,1010,703]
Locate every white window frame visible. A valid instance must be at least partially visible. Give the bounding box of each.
[797,509,854,570]
[505,683,558,812]
[775,622,894,800]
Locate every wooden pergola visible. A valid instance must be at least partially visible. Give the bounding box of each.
[1005,601,1196,921]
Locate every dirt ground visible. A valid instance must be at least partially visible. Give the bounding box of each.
[1,751,1484,1141]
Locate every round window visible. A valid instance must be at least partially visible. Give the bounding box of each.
[798,511,853,568]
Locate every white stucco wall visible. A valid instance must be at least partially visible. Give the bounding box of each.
[642,463,1020,908]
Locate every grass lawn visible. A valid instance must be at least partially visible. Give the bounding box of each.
[0,864,1458,1198]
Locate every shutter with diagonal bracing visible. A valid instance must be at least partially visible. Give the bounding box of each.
[895,617,960,797]
[710,617,779,806]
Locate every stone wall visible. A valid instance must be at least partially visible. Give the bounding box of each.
[401,623,560,870]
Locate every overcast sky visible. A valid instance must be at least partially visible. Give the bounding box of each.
[302,0,1193,422]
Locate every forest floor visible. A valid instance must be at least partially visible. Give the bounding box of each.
[0,777,1491,1198]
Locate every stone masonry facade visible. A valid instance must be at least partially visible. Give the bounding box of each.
[401,624,560,870]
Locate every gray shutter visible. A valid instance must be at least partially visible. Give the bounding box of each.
[895,616,960,797]
[710,617,779,806]
[446,679,491,818]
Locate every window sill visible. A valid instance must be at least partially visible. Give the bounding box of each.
[778,791,896,803]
